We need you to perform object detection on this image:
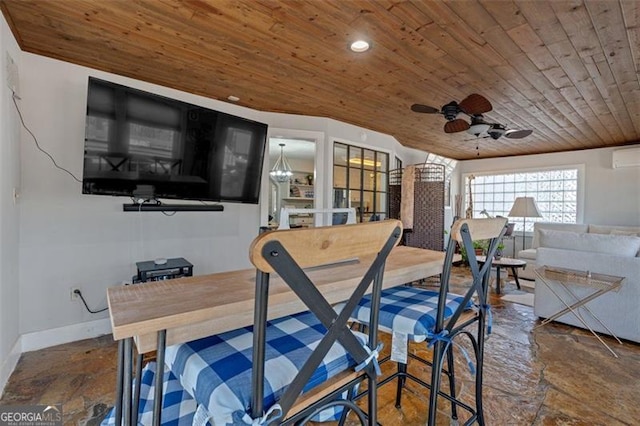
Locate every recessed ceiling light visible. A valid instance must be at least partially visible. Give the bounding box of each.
[350,40,370,53]
[227,95,240,102]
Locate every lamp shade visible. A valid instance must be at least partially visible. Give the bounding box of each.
[508,197,542,218]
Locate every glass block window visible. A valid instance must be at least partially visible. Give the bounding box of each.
[466,169,579,232]
[424,153,457,177]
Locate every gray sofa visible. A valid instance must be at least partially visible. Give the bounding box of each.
[517,222,640,280]
[518,222,589,280]
[532,228,640,343]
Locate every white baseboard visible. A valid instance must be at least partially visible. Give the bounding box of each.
[0,337,22,396]
[21,318,112,353]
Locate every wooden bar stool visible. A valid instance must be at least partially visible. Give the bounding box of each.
[160,220,402,425]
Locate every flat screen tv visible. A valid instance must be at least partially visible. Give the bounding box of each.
[82,77,267,204]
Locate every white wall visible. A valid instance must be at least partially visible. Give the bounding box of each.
[0,14,22,389]
[17,53,411,337]
[398,146,429,166]
[457,147,640,252]
[18,54,267,335]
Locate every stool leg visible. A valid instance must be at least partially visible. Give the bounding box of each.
[427,340,446,426]
[153,330,166,426]
[132,353,143,425]
[394,362,407,408]
[123,338,133,426]
[511,267,521,290]
[446,346,459,421]
[475,319,487,426]
[114,340,124,426]
[367,371,377,426]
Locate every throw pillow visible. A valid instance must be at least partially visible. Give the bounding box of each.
[531,223,589,248]
[610,230,640,257]
[538,229,640,257]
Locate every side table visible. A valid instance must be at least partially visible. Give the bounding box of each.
[476,255,527,294]
[534,266,624,357]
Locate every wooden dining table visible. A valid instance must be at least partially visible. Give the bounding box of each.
[107,245,449,425]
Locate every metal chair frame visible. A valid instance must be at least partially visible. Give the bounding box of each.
[250,221,402,424]
[350,218,507,426]
[426,218,507,425]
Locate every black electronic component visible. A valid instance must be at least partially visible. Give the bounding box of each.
[134,257,193,283]
[123,203,223,212]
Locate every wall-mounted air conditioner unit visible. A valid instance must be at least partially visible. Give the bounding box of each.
[612,147,640,169]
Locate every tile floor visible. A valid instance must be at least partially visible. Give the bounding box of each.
[1,267,639,425]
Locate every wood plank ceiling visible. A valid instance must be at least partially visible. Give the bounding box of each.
[1,0,639,160]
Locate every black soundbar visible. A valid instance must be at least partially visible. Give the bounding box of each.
[122,203,224,212]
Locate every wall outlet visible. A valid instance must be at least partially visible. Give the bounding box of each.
[5,52,20,97]
[70,287,81,301]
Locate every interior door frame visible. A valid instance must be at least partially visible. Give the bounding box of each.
[260,128,325,227]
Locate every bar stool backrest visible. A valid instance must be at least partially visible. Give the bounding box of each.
[449,217,509,245]
[439,217,508,333]
[251,220,402,272]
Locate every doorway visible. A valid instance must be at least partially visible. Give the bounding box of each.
[267,137,316,228]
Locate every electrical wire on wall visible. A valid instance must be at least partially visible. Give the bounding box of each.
[12,91,107,313]
[12,92,82,183]
[73,289,108,314]
[14,88,180,297]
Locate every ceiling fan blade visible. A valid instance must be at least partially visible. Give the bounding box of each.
[411,103,440,114]
[505,129,533,139]
[444,119,470,133]
[459,94,492,115]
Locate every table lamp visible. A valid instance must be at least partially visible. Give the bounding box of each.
[508,196,542,252]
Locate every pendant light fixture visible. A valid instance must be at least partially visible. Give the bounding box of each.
[270,143,293,182]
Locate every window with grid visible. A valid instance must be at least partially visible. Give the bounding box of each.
[467,168,579,232]
[333,142,389,223]
[394,156,403,170]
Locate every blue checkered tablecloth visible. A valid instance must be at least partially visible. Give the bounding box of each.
[165,310,368,425]
[102,361,208,426]
[348,286,473,342]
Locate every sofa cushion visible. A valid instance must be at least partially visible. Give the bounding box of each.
[588,224,640,235]
[517,248,537,261]
[610,230,640,257]
[538,229,640,257]
[531,223,589,249]
[610,229,640,237]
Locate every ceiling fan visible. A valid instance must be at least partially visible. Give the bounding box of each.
[411,94,533,140]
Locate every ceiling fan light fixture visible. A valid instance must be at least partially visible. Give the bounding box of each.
[350,40,370,52]
[467,122,491,136]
